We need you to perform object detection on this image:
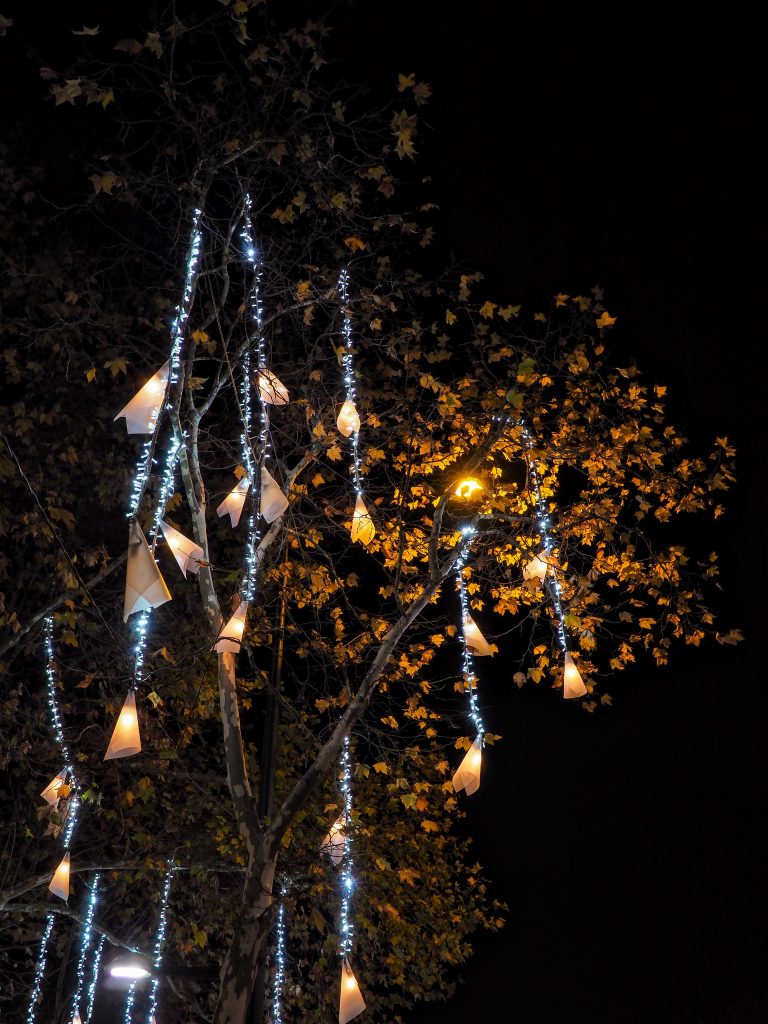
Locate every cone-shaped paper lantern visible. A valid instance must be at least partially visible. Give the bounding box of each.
[257,369,290,406]
[159,520,203,577]
[260,466,289,524]
[563,652,587,699]
[73,1012,82,1024]
[40,770,67,806]
[454,477,482,499]
[452,735,482,796]
[104,691,142,761]
[123,521,172,622]
[336,399,361,438]
[113,362,170,434]
[350,495,375,546]
[523,549,555,582]
[463,614,493,657]
[320,815,347,867]
[215,601,249,654]
[339,958,366,1024]
[217,477,250,529]
[49,851,71,901]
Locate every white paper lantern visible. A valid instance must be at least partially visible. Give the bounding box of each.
[215,601,249,654]
[104,691,142,761]
[257,369,289,406]
[260,466,289,524]
[563,652,587,699]
[320,815,347,867]
[339,958,366,1024]
[217,477,250,529]
[49,851,71,901]
[452,735,482,796]
[523,549,555,582]
[336,400,361,438]
[113,362,169,434]
[123,521,172,622]
[40,770,67,807]
[159,520,204,577]
[350,495,374,546]
[462,613,493,656]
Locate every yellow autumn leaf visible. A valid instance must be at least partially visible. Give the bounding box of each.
[372,762,389,774]
[479,301,497,319]
[421,820,439,833]
[343,236,366,252]
[596,311,617,328]
[326,444,343,462]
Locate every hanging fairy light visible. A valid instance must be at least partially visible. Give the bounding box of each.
[335,735,365,1024]
[25,914,55,1024]
[452,526,487,796]
[85,935,106,1024]
[338,269,373,547]
[271,888,286,1024]
[145,861,175,1024]
[68,874,101,1024]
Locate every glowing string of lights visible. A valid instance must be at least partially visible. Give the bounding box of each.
[271,887,286,1024]
[25,915,55,1024]
[455,526,486,739]
[338,735,355,960]
[68,874,101,1024]
[145,860,175,1024]
[85,935,106,1023]
[338,268,364,497]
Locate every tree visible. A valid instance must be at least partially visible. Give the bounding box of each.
[0,3,737,1023]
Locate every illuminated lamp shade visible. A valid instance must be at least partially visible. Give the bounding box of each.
[563,652,587,699]
[217,477,250,529]
[257,369,290,406]
[72,1013,82,1024]
[40,770,67,806]
[454,477,482,499]
[159,520,203,578]
[350,495,375,546]
[260,466,289,524]
[123,521,172,622]
[113,361,170,434]
[336,399,361,438]
[452,735,482,796]
[462,613,494,657]
[104,691,142,761]
[108,952,152,981]
[339,957,366,1024]
[320,815,347,867]
[522,549,555,583]
[215,601,249,654]
[49,851,71,901]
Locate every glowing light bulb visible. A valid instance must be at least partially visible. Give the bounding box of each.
[337,400,361,438]
[563,652,587,699]
[104,691,142,761]
[49,851,71,901]
[452,735,483,796]
[455,477,482,499]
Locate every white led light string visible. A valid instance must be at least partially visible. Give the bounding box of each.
[455,527,486,740]
[25,915,54,1024]
[85,935,105,1023]
[271,887,286,1024]
[123,861,175,1024]
[68,873,101,1024]
[338,735,355,959]
[338,269,364,498]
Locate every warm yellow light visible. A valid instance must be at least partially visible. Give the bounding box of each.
[455,477,482,499]
[49,851,71,901]
[336,399,361,438]
[217,477,250,529]
[113,362,170,434]
[339,958,366,1024]
[40,771,67,806]
[350,495,375,546]
[159,520,204,578]
[563,652,587,699]
[452,735,482,796]
[257,369,290,406]
[321,814,347,867]
[462,613,494,657]
[260,466,289,524]
[104,690,142,761]
[522,549,556,583]
[215,601,249,654]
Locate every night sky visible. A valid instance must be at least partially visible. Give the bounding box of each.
[2,3,764,1021]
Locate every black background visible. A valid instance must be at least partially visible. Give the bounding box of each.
[1,3,764,1021]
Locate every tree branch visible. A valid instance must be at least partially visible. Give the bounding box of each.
[2,903,138,952]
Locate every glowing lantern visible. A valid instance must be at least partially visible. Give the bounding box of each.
[320,815,347,867]
[113,362,169,434]
[40,770,67,807]
[452,735,482,796]
[257,369,289,406]
[350,495,375,546]
[336,400,361,438]
[217,477,250,529]
[104,691,142,761]
[563,652,587,699]
[454,477,482,499]
[339,958,366,1024]
[462,614,494,657]
[123,521,172,622]
[215,601,249,654]
[523,549,555,583]
[49,851,71,901]
[260,466,289,523]
[73,1013,82,1024]
[159,520,203,577]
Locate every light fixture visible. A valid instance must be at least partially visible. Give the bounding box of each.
[257,369,289,406]
[108,952,152,981]
[454,477,482,499]
[452,735,482,796]
[123,521,172,622]
[48,851,71,901]
[158,520,203,577]
[462,613,494,657]
[350,495,375,546]
[260,466,289,523]
[339,958,365,1024]
[113,362,170,434]
[336,399,361,438]
[320,815,347,867]
[522,548,556,583]
[217,477,250,529]
[40,771,67,806]
[563,652,587,699]
[104,691,142,761]
[214,601,249,654]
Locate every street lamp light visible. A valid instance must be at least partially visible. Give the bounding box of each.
[109,952,152,981]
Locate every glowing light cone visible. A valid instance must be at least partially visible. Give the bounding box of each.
[159,520,203,577]
[40,770,67,806]
[260,466,289,523]
[257,369,289,406]
[523,549,555,582]
[215,601,248,654]
[454,477,482,499]
[452,735,482,796]
[350,495,375,546]
[123,521,172,622]
[320,815,347,867]
[104,691,142,760]
[113,362,169,434]
[336,399,361,438]
[217,477,250,529]
[49,851,71,901]
[563,652,587,699]
[462,614,493,656]
[72,1012,82,1024]
[339,958,366,1024]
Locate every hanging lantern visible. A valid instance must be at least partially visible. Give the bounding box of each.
[454,477,482,499]
[49,851,71,901]
[320,815,347,867]
[217,477,250,529]
[40,770,67,807]
[260,466,289,524]
[159,520,203,577]
[339,957,366,1024]
[257,369,290,406]
[104,691,142,761]
[214,601,249,654]
[350,495,375,546]
[72,1013,82,1024]
[336,399,361,438]
[563,652,587,699]
[123,521,172,622]
[523,549,555,582]
[463,613,494,656]
[452,735,482,796]
[113,362,170,434]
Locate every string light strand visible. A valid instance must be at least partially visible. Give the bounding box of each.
[69,874,101,1024]
[338,269,363,496]
[25,915,55,1024]
[145,860,175,1024]
[338,735,355,959]
[271,888,286,1024]
[85,936,106,1024]
[455,526,486,738]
